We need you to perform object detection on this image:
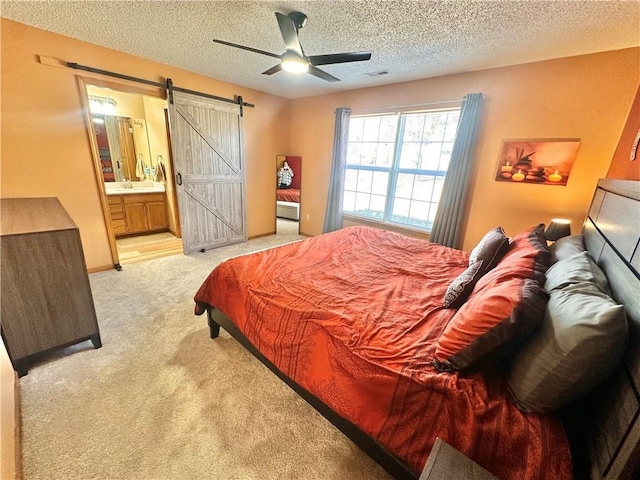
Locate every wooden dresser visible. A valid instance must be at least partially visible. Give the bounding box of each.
[0,198,101,376]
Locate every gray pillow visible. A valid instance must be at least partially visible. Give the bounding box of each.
[549,234,585,264]
[545,251,610,294]
[507,282,628,413]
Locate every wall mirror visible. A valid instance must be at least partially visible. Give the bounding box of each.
[93,115,156,182]
[87,85,166,185]
[276,155,301,235]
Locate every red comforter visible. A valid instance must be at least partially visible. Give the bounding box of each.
[276,188,300,203]
[194,226,572,479]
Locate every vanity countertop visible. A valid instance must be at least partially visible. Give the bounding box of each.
[105,181,165,195]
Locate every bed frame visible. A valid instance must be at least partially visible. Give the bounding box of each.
[562,178,640,480]
[206,178,640,479]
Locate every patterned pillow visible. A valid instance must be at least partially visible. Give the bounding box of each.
[443,260,485,309]
[442,227,511,309]
[434,224,550,373]
[468,226,510,268]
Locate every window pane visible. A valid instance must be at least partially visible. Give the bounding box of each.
[409,200,429,227]
[355,192,371,212]
[392,198,410,219]
[378,115,398,142]
[370,194,386,217]
[372,171,389,195]
[356,170,373,192]
[421,143,444,171]
[376,142,395,167]
[443,112,460,141]
[395,173,414,199]
[343,190,356,212]
[413,175,435,201]
[360,115,397,142]
[349,117,365,141]
[399,142,420,169]
[344,168,358,191]
[403,115,425,142]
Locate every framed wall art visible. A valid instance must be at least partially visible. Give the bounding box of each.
[494,138,581,186]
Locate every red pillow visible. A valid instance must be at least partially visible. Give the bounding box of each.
[433,224,550,372]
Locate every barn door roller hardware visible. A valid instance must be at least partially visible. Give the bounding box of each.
[67,62,254,115]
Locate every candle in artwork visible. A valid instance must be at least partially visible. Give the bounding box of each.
[501,162,512,173]
[512,169,525,182]
[549,170,562,182]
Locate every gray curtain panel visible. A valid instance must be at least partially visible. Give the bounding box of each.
[429,93,484,249]
[323,107,351,233]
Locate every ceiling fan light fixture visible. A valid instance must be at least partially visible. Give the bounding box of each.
[281,53,309,73]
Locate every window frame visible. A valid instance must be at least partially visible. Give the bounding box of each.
[343,107,461,232]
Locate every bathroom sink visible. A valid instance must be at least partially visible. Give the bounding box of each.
[105,182,165,195]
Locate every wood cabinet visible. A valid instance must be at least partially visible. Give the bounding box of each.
[108,195,127,235]
[0,198,102,376]
[108,193,168,236]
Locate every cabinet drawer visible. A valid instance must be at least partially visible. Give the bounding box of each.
[109,203,124,217]
[111,219,127,235]
[123,193,165,204]
[108,195,123,206]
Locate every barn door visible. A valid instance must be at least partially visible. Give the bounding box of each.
[167,91,246,254]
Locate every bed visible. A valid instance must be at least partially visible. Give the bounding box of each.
[194,178,640,479]
[276,188,300,204]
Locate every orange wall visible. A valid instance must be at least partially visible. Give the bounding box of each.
[2,19,638,264]
[607,84,640,180]
[1,19,291,270]
[290,48,639,250]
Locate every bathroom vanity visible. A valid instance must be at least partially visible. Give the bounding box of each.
[105,182,169,236]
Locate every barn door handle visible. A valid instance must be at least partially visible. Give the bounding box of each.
[176,173,182,185]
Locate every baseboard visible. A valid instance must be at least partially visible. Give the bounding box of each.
[88,264,117,273]
[14,372,22,480]
[248,231,276,240]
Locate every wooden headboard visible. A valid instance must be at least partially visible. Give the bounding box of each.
[568,178,640,479]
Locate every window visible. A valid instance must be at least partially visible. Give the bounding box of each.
[343,108,460,231]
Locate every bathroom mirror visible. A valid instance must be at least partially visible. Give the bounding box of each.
[93,115,157,183]
[276,155,301,235]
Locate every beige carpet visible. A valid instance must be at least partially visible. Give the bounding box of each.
[19,234,391,480]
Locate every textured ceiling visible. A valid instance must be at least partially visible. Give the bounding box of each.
[2,1,639,99]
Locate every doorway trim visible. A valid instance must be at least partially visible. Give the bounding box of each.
[77,76,121,269]
[77,76,180,270]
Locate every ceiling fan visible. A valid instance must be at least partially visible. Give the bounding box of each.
[213,11,372,82]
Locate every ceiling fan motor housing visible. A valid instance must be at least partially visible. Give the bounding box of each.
[288,12,308,30]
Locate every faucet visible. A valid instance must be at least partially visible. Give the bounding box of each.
[124,179,132,189]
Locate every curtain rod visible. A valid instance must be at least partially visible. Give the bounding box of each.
[67,62,255,115]
[350,98,462,115]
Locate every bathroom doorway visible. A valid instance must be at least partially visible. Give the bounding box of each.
[81,78,182,267]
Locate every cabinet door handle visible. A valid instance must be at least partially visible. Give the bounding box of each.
[176,173,182,186]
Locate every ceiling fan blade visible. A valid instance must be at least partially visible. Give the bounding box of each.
[308,51,372,66]
[275,12,304,57]
[308,65,340,83]
[213,39,281,59]
[262,64,283,76]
